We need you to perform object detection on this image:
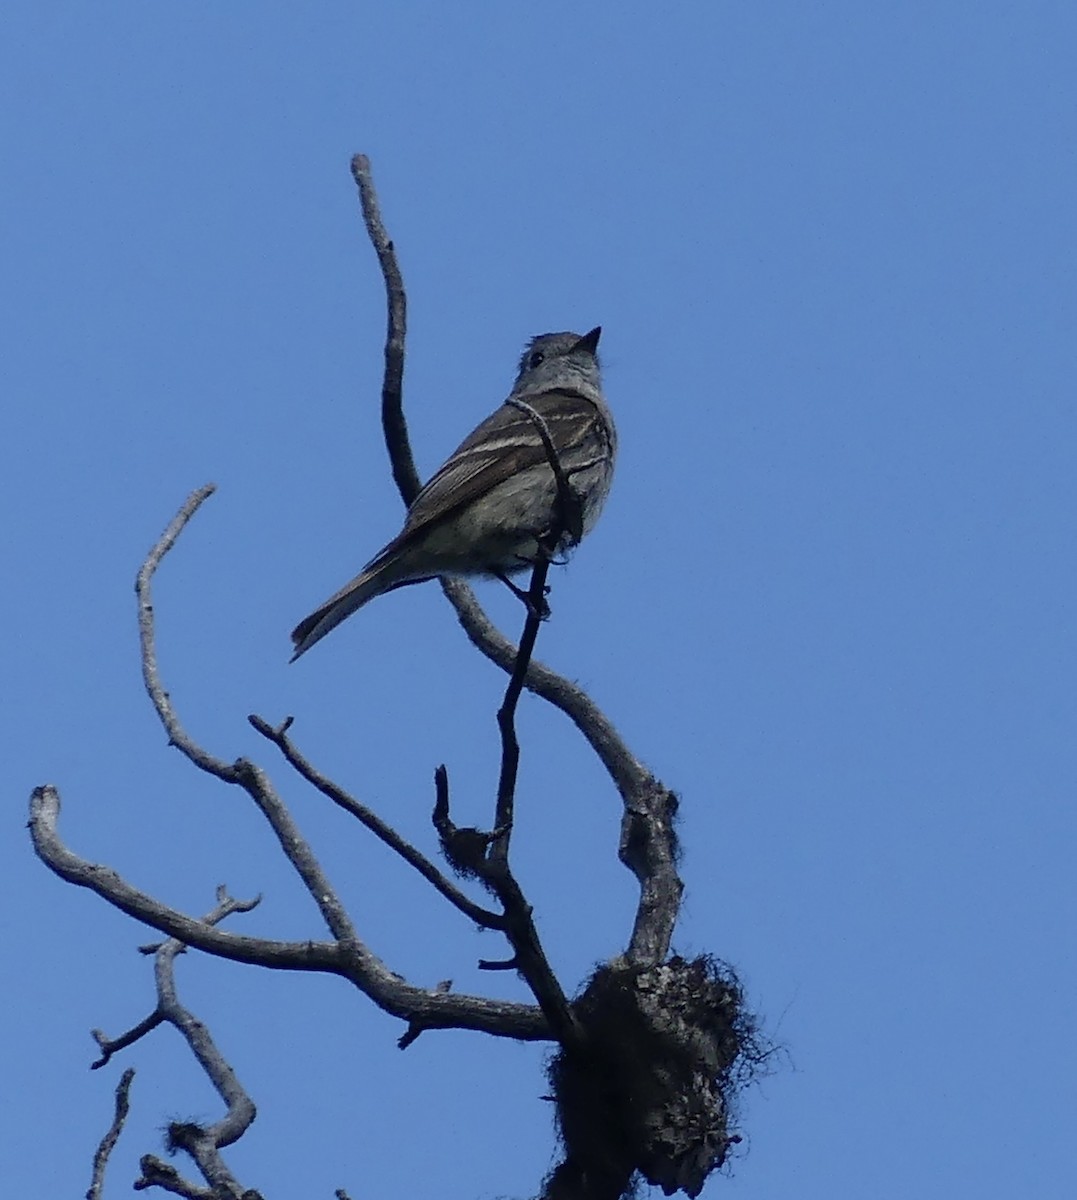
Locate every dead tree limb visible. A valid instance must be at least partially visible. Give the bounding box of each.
[87,1067,134,1200]
[349,153,684,970]
[28,154,765,1200]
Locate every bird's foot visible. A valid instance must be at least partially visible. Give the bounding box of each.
[495,571,551,621]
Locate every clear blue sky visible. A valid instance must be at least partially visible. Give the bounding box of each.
[4,3,1075,1197]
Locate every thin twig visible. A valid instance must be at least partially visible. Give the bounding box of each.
[476,400,587,1046]
[488,395,582,864]
[92,1012,164,1070]
[135,483,234,782]
[490,555,551,863]
[133,1157,217,1197]
[91,889,259,1068]
[87,1067,135,1200]
[248,714,505,930]
[434,552,582,1047]
[350,153,420,504]
[132,892,258,1197]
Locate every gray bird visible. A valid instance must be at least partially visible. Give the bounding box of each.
[290,326,615,660]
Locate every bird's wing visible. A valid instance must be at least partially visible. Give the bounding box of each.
[393,387,603,545]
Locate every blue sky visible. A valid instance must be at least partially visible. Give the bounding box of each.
[4,3,1075,1197]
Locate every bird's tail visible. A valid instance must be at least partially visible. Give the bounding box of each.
[290,556,410,661]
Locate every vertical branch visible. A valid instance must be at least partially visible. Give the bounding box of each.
[490,395,584,863]
[490,554,552,864]
[87,1068,135,1200]
[349,154,420,506]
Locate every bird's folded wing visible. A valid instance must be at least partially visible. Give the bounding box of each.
[393,388,604,546]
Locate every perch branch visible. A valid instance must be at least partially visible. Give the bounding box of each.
[490,555,550,861]
[434,502,584,1049]
[349,158,684,968]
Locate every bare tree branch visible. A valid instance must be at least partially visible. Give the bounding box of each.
[247,713,505,930]
[132,1158,217,1198]
[87,1067,134,1200]
[118,892,261,1197]
[430,553,584,1049]
[348,160,684,970]
[92,1013,164,1071]
[91,889,259,1068]
[491,554,552,861]
[30,783,549,1040]
[30,785,335,967]
[135,482,232,782]
[346,158,749,1197]
[31,154,755,1200]
[350,153,419,505]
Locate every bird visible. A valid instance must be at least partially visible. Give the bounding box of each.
[290,326,615,660]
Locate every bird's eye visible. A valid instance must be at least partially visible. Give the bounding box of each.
[528,349,546,369]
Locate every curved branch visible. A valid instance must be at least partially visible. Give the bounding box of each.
[350,159,684,969]
[30,785,549,1041]
[443,583,654,801]
[350,153,420,504]
[346,163,650,802]
[31,786,341,970]
[136,483,233,782]
[137,490,364,945]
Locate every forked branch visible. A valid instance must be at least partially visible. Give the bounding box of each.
[349,156,684,968]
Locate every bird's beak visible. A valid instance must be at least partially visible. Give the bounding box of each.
[574,326,602,355]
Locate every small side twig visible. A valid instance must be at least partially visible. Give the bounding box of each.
[91,888,259,1068]
[92,1013,164,1070]
[434,753,583,1051]
[87,891,263,1198]
[87,1067,135,1200]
